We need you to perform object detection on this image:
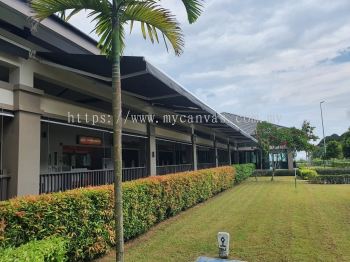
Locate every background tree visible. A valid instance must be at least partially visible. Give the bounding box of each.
[256,122,285,181]
[285,127,310,153]
[312,146,324,159]
[326,140,342,159]
[257,122,311,181]
[343,138,350,158]
[31,1,203,261]
[341,128,350,158]
[301,120,318,160]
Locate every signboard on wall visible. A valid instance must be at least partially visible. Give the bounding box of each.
[77,136,102,146]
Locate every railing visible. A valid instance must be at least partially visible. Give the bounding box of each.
[197,163,217,170]
[218,162,230,167]
[40,167,147,194]
[156,164,193,176]
[0,175,10,201]
[122,167,148,182]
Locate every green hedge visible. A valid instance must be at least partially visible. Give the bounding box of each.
[233,164,256,184]
[309,174,350,184]
[299,168,318,180]
[311,159,350,168]
[312,168,350,176]
[0,166,235,261]
[254,169,300,177]
[0,237,67,262]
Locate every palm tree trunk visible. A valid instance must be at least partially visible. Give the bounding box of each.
[111,1,124,261]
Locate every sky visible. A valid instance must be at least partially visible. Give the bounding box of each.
[69,0,350,140]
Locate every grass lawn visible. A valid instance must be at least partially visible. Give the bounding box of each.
[98,177,350,262]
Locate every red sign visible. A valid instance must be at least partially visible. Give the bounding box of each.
[78,136,102,146]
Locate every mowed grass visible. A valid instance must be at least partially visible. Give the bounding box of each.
[99,177,350,262]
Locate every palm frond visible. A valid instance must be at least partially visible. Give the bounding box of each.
[30,0,111,21]
[180,0,204,23]
[93,12,126,56]
[121,1,184,56]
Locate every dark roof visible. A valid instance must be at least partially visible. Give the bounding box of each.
[222,112,287,137]
[19,0,98,47]
[33,52,257,143]
[0,38,29,59]
[221,113,261,136]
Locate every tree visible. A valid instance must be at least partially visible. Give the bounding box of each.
[341,128,350,158]
[301,120,318,160]
[256,122,285,181]
[311,146,323,159]
[343,138,350,158]
[30,1,203,261]
[256,122,311,181]
[326,140,342,159]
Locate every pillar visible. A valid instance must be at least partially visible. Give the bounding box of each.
[214,134,218,167]
[147,124,157,176]
[191,127,197,170]
[234,142,240,164]
[4,63,42,197]
[228,141,232,165]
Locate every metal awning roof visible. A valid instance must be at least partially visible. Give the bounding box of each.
[0,38,29,59]
[8,49,256,143]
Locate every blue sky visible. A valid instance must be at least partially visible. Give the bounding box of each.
[69,0,350,140]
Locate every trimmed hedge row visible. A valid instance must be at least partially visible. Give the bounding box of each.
[0,166,235,261]
[312,168,350,176]
[309,174,350,184]
[0,237,67,262]
[311,159,350,168]
[254,169,300,177]
[234,164,256,184]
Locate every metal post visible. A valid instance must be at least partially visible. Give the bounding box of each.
[320,101,326,167]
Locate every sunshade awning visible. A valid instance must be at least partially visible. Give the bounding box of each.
[35,52,257,143]
[0,38,29,59]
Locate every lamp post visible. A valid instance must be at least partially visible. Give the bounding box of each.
[320,101,326,167]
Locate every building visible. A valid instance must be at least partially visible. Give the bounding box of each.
[0,0,258,200]
[222,112,294,170]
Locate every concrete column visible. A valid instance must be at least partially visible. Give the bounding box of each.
[287,150,294,170]
[147,124,157,176]
[214,134,218,167]
[234,142,239,164]
[228,142,232,165]
[191,132,198,171]
[4,64,42,197]
[9,65,34,88]
[4,112,41,197]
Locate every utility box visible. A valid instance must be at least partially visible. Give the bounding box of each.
[217,232,230,258]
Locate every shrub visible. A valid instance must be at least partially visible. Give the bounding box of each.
[254,169,300,177]
[233,164,256,184]
[0,237,67,262]
[311,158,350,168]
[312,168,350,176]
[0,166,235,261]
[309,174,350,184]
[299,168,318,180]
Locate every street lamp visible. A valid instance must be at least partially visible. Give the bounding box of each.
[320,101,326,166]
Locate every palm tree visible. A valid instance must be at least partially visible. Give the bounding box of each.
[30,0,203,261]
